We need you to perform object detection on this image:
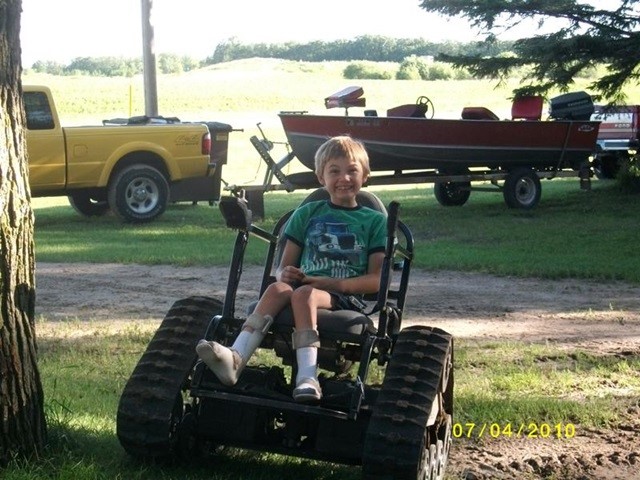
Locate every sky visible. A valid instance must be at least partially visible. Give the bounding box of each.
[20,0,489,66]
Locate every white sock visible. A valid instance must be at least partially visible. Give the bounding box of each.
[231,330,252,359]
[295,346,318,384]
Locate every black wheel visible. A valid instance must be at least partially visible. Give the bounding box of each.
[108,164,169,223]
[362,326,454,480]
[416,96,435,119]
[117,296,223,461]
[433,181,471,206]
[593,153,622,180]
[68,192,110,217]
[503,168,541,209]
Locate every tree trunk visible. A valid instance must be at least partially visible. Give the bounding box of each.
[0,0,47,464]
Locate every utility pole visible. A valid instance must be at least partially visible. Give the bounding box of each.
[141,0,158,116]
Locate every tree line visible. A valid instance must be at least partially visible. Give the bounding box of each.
[206,35,512,64]
[27,35,514,77]
[29,53,201,76]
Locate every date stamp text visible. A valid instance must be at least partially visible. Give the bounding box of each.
[452,422,576,439]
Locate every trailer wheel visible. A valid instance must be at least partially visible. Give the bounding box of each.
[68,192,110,217]
[433,181,471,206]
[503,168,541,209]
[593,152,622,180]
[108,164,169,223]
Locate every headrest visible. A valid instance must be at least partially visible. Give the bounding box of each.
[300,188,386,214]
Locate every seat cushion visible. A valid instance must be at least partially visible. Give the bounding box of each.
[248,301,374,336]
[274,306,374,335]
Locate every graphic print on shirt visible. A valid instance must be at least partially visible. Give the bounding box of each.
[303,214,366,278]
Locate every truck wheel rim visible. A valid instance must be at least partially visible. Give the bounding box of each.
[125,178,159,214]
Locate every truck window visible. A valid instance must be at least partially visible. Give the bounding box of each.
[23,91,55,130]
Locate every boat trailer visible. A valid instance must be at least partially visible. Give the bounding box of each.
[226,131,592,220]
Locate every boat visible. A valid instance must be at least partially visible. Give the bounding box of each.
[278,86,600,174]
[234,87,600,215]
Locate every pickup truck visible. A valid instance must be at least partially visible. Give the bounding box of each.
[590,105,640,179]
[23,85,228,223]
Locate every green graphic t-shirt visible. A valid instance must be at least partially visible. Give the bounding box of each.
[284,200,387,279]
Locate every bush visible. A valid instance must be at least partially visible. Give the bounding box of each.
[426,63,452,81]
[397,55,428,80]
[617,155,640,193]
[343,62,393,80]
[396,56,455,81]
[396,63,422,80]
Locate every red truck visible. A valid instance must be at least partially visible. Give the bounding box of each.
[591,105,640,179]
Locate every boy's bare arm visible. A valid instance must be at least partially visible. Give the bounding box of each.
[275,240,304,285]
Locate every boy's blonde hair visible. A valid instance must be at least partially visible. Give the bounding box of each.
[314,135,371,177]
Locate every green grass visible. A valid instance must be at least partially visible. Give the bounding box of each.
[34,179,640,283]
[454,340,640,429]
[7,319,634,480]
[12,60,640,478]
[23,320,363,480]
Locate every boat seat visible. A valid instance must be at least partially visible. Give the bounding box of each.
[325,86,366,109]
[512,96,544,121]
[461,106,499,120]
[387,104,428,118]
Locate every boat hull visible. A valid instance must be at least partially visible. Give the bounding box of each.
[279,114,600,172]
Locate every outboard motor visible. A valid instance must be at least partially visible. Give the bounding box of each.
[549,91,595,120]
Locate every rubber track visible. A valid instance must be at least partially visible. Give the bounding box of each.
[116,295,223,459]
[362,326,453,480]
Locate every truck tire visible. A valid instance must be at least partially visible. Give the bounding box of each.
[68,192,110,217]
[593,153,622,180]
[117,296,223,461]
[503,168,541,209]
[433,181,471,206]
[362,326,454,480]
[108,164,169,223]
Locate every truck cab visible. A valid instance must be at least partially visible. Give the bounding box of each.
[23,86,66,191]
[22,85,228,223]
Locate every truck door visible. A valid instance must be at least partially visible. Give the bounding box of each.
[24,90,66,192]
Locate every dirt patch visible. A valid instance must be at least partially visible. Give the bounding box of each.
[35,262,640,479]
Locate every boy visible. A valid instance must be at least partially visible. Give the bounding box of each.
[196,135,387,402]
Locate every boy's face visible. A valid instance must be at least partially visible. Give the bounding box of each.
[317,156,368,207]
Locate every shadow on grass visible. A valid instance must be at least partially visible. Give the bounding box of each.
[13,423,361,480]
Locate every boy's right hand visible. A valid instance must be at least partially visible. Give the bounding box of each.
[280,265,305,286]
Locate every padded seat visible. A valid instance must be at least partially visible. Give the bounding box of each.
[256,188,385,339]
[272,307,374,335]
[461,106,500,120]
[387,104,428,118]
[512,96,544,121]
[251,188,387,372]
[246,300,375,336]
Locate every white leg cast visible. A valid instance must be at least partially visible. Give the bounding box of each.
[196,313,273,386]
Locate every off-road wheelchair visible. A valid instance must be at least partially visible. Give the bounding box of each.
[116,188,454,479]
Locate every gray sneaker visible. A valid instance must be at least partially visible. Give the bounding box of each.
[293,377,322,403]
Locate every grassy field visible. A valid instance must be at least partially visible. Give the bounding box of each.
[33,178,640,283]
[25,59,640,283]
[11,61,640,479]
